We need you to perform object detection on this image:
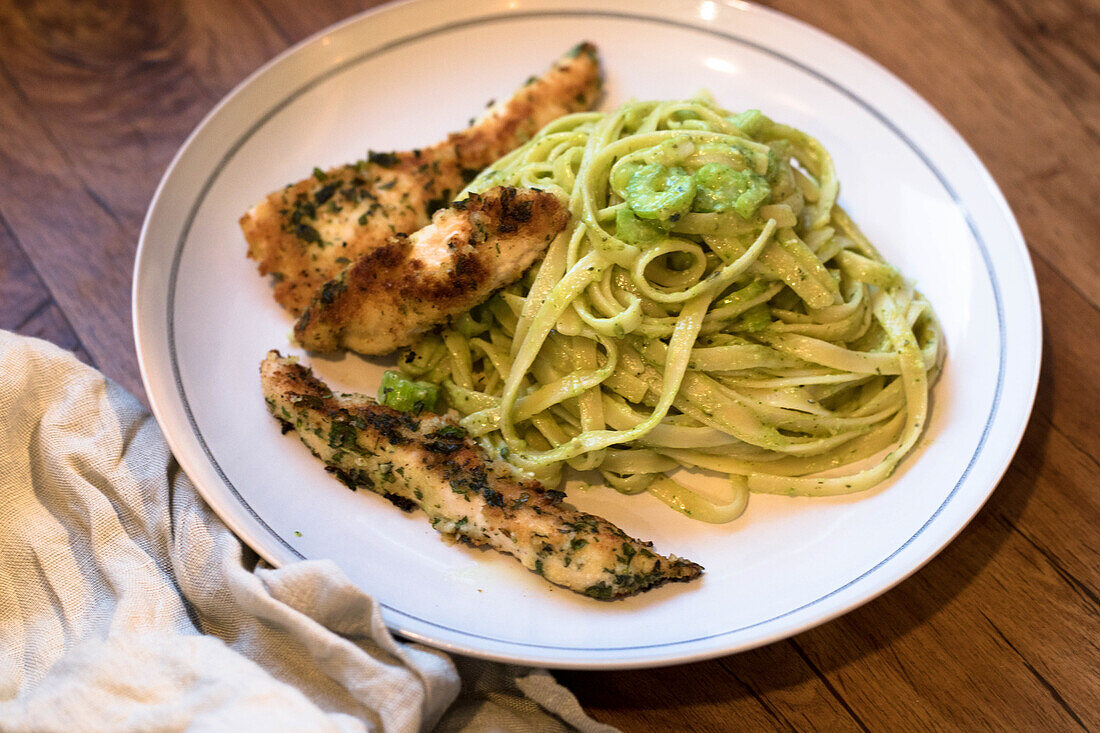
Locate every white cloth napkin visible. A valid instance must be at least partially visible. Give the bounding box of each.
[0,331,617,733]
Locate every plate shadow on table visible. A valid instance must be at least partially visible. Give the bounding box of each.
[555,342,1052,712]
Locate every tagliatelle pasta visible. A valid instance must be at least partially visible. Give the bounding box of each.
[396,94,945,523]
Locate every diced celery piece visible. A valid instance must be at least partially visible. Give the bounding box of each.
[378,370,440,413]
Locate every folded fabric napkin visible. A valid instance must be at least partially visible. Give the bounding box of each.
[0,331,617,732]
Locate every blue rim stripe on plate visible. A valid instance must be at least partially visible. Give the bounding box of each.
[166,9,1006,654]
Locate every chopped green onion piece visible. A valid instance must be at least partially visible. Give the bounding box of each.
[615,207,668,244]
[379,371,440,413]
[730,109,770,137]
[625,163,696,222]
[693,163,771,219]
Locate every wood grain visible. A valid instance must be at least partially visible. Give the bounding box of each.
[0,0,1095,730]
[0,213,92,365]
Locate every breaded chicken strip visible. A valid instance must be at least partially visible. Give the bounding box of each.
[294,186,569,355]
[260,351,703,599]
[241,42,601,315]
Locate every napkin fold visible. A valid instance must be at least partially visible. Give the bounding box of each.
[0,331,615,733]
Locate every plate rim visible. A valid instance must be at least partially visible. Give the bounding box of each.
[134,0,1042,669]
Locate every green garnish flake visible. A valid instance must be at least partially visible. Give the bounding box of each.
[583,582,613,600]
[327,420,358,450]
[295,223,322,243]
[367,151,399,168]
[566,42,592,58]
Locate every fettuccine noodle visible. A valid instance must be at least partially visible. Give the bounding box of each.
[396,95,944,522]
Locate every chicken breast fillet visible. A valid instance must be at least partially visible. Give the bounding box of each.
[261,351,703,599]
[293,186,570,355]
[241,42,601,315]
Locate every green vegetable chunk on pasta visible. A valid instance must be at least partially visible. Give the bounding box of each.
[625,164,696,222]
[729,108,771,137]
[379,371,439,413]
[615,207,668,244]
[693,163,771,219]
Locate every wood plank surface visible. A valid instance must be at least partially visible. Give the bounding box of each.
[0,1,1095,730]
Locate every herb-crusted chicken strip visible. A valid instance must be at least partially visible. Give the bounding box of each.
[241,42,601,315]
[260,351,703,599]
[294,186,570,355]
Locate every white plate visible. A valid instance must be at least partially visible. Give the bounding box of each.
[134,0,1041,668]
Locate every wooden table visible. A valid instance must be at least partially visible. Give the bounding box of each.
[1,1,1095,729]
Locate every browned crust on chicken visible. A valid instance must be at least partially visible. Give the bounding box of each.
[293,186,570,355]
[260,350,703,599]
[240,151,462,315]
[241,42,601,315]
[448,42,602,170]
